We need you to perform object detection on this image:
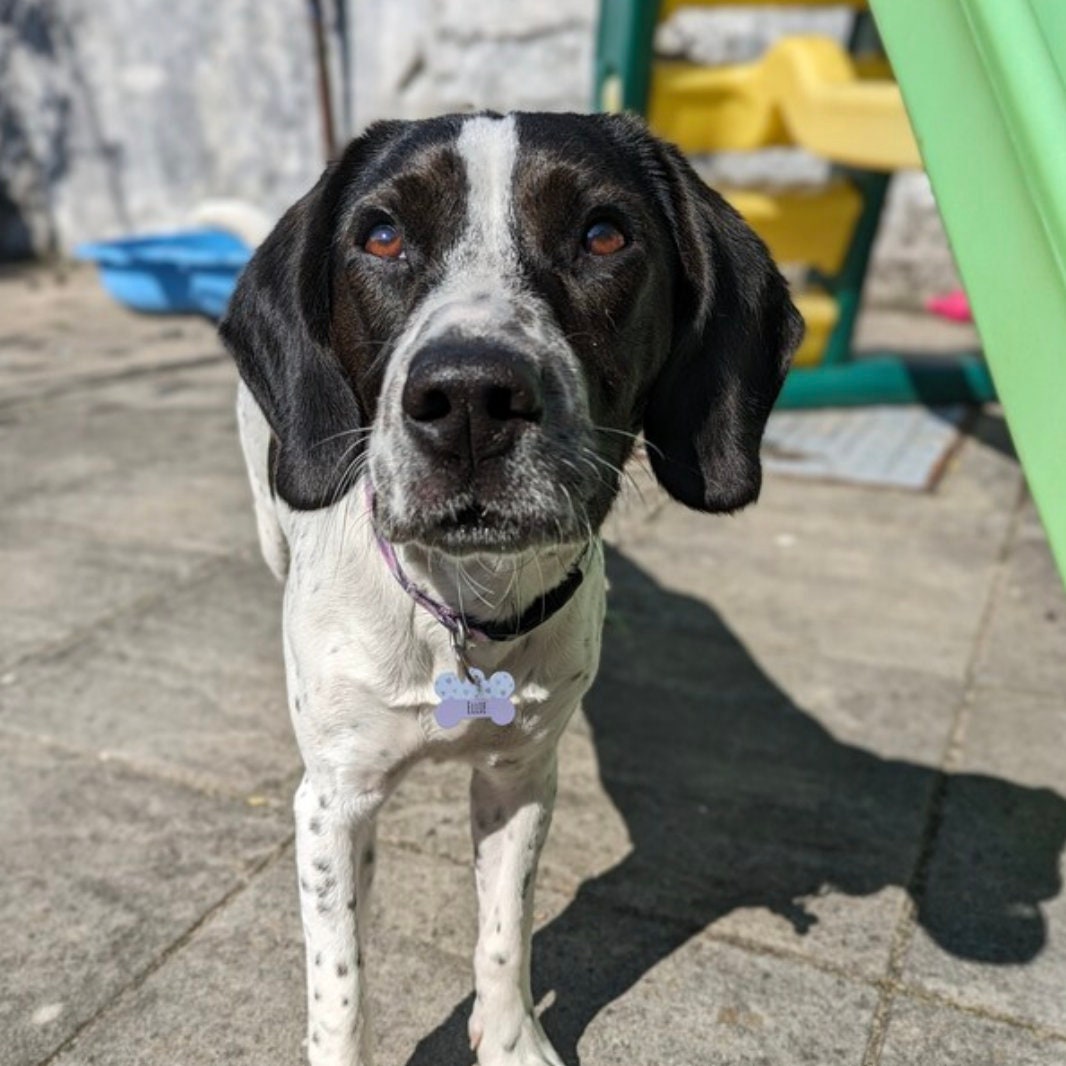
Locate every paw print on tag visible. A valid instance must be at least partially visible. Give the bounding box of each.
[433,668,516,729]
[481,672,516,700]
[433,670,482,702]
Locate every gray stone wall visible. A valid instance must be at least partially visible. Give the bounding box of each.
[350,0,597,124]
[0,0,958,305]
[0,0,323,257]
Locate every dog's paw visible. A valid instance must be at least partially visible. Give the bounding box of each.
[473,1011,564,1066]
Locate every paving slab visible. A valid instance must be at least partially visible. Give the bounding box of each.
[6,431,255,558]
[0,265,223,405]
[0,515,215,672]
[903,688,1066,1034]
[879,995,1066,1066]
[0,360,241,505]
[973,515,1066,698]
[47,840,487,1066]
[2,366,255,557]
[567,931,877,1066]
[0,732,289,1066]
[616,458,1018,683]
[1,556,296,797]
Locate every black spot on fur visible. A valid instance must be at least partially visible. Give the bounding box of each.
[309,818,322,835]
[337,962,349,977]
[313,858,331,873]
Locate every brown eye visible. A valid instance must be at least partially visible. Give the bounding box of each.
[364,222,405,259]
[584,220,626,256]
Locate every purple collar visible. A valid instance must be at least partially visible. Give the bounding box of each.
[366,485,587,645]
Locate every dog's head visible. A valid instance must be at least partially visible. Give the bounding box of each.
[220,112,802,555]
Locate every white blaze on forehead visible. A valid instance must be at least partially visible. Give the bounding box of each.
[454,114,519,269]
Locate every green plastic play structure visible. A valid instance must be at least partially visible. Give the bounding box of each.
[594,0,1066,581]
[869,0,1066,580]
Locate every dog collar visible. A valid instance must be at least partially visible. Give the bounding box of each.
[366,487,587,647]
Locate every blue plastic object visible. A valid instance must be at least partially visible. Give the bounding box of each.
[75,229,251,318]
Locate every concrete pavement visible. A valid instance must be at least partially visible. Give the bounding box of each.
[2,266,1065,1065]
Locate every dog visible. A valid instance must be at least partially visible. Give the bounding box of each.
[220,110,802,1066]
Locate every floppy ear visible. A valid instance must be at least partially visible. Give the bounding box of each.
[640,134,804,513]
[219,124,403,510]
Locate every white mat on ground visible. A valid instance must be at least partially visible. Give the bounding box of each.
[762,405,968,490]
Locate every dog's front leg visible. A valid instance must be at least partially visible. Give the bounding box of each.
[468,752,564,1066]
[294,775,378,1066]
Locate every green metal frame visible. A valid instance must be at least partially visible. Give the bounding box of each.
[592,0,997,409]
[813,170,889,367]
[593,0,659,112]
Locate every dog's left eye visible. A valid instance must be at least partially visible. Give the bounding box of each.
[583,220,626,256]
[364,223,405,260]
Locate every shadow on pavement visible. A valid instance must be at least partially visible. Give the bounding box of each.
[408,545,1066,1065]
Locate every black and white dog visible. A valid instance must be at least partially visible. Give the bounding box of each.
[221,111,801,1066]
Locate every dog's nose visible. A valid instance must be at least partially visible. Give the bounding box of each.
[402,343,543,463]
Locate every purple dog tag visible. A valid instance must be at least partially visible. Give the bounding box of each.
[433,668,516,729]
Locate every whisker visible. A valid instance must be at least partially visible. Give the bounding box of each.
[458,560,496,603]
[311,426,374,451]
[590,423,664,464]
[582,445,648,507]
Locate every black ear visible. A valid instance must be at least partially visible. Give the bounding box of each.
[638,130,804,513]
[219,123,404,510]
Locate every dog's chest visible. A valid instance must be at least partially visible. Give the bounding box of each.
[281,542,603,766]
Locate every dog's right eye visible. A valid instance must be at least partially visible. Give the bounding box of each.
[364,223,405,260]
[583,219,627,257]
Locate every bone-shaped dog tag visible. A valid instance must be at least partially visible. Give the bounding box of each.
[433,668,516,729]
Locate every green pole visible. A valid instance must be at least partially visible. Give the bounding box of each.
[593,0,661,112]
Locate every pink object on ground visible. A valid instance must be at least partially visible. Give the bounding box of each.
[927,289,973,322]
